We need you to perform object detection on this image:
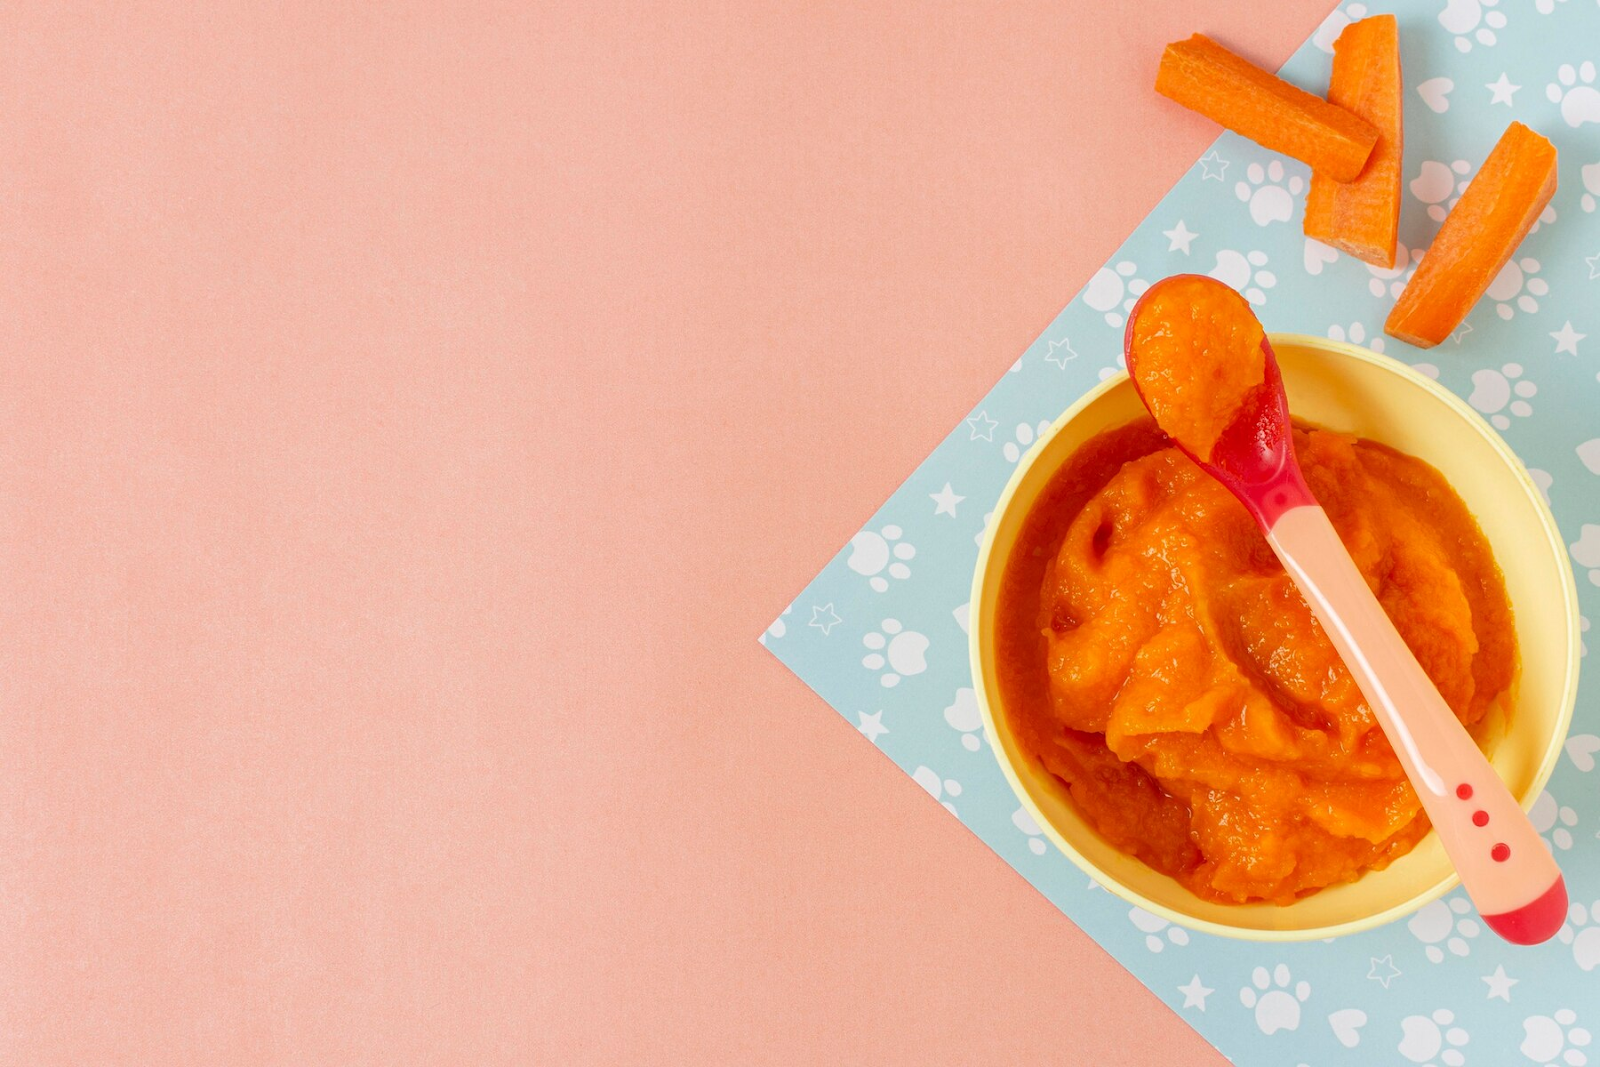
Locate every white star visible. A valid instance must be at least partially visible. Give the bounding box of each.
[1163,220,1199,254]
[857,710,888,742]
[966,410,998,441]
[1449,321,1474,345]
[1367,955,1401,988]
[1483,964,1518,1001]
[1197,150,1229,181]
[809,603,842,635]
[930,482,965,516]
[1486,73,1521,106]
[1552,321,1587,356]
[1177,975,1213,1010]
[1587,252,1600,280]
[1044,337,1078,368]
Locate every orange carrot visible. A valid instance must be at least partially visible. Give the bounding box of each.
[1156,33,1378,182]
[1303,15,1403,268]
[1385,122,1557,349]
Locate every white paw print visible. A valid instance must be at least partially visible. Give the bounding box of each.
[1368,242,1421,299]
[1535,0,1567,12]
[1003,420,1053,464]
[1236,161,1304,226]
[1531,789,1579,850]
[1240,964,1309,1035]
[911,765,962,815]
[762,605,792,643]
[1418,76,1455,113]
[847,524,916,592]
[1012,806,1048,855]
[1130,907,1190,953]
[1328,321,1386,354]
[1098,351,1128,382]
[1408,895,1481,962]
[1439,0,1505,52]
[1400,1009,1470,1067]
[1305,236,1340,276]
[944,687,984,751]
[1580,162,1600,213]
[1548,62,1600,128]
[1313,2,1369,52]
[1467,362,1535,430]
[862,619,929,688]
[1487,257,1549,319]
[1414,362,1442,379]
[1559,900,1600,972]
[1522,1009,1591,1066]
[1411,159,1473,222]
[1571,733,1600,771]
[1083,260,1151,328]
[1574,525,1600,589]
[1208,249,1276,305]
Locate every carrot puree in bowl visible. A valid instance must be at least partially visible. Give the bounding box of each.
[994,417,1517,904]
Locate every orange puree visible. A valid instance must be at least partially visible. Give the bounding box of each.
[1130,276,1265,460]
[996,419,1516,904]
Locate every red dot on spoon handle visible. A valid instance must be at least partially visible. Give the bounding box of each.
[1473,810,1489,827]
[1457,783,1473,800]
[1492,843,1510,863]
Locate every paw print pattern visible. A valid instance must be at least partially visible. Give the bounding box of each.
[1208,249,1276,305]
[1573,526,1600,590]
[1521,1009,1591,1066]
[1559,900,1600,972]
[1240,964,1310,1035]
[862,619,929,688]
[762,605,792,643]
[1487,258,1549,319]
[1305,236,1340,276]
[1012,806,1048,855]
[943,687,984,751]
[1313,2,1369,53]
[1003,420,1053,464]
[1408,895,1481,962]
[911,765,962,815]
[1412,159,1472,222]
[1581,162,1600,213]
[1534,0,1567,12]
[1083,261,1150,328]
[1467,363,1535,430]
[1130,907,1190,953]
[847,524,916,592]
[1531,789,1579,850]
[1236,161,1304,226]
[1328,321,1386,354]
[1399,1009,1470,1067]
[1548,62,1600,128]
[1439,0,1506,52]
[1368,243,1420,299]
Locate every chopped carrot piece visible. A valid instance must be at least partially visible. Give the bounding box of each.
[1303,15,1403,268]
[1385,122,1558,349]
[1156,33,1378,182]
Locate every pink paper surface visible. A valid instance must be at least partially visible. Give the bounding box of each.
[3,1,1331,1062]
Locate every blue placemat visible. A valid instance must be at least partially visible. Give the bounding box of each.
[763,1,1600,1062]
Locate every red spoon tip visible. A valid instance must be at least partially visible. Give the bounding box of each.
[1481,875,1568,945]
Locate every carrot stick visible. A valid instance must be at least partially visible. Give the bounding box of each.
[1156,33,1378,182]
[1385,122,1558,349]
[1303,15,1403,268]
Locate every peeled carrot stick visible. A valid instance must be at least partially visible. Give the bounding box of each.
[1303,15,1402,268]
[1156,33,1378,182]
[1385,122,1557,349]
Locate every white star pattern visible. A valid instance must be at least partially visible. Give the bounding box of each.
[1483,965,1518,1001]
[1367,956,1401,988]
[930,483,965,516]
[1449,322,1474,345]
[1178,975,1213,1010]
[1486,72,1521,105]
[1589,252,1600,280]
[966,411,998,441]
[857,710,888,742]
[808,604,842,635]
[1197,150,1229,181]
[1163,220,1199,254]
[1552,321,1587,355]
[1044,337,1078,368]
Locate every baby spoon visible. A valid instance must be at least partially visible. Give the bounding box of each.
[1124,274,1567,944]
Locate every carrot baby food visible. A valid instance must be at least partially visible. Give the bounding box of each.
[1127,275,1264,461]
[1156,33,1379,182]
[1386,122,1558,348]
[1303,15,1403,267]
[996,421,1516,904]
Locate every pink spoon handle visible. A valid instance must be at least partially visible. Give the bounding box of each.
[1267,504,1567,943]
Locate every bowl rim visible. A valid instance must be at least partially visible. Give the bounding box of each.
[969,333,1582,941]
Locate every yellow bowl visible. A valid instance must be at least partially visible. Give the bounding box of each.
[970,334,1581,940]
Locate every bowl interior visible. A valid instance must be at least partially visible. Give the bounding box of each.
[971,334,1580,939]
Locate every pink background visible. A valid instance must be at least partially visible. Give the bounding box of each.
[3,0,1331,1062]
